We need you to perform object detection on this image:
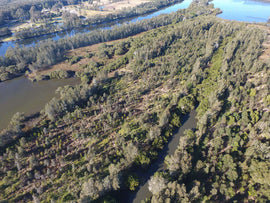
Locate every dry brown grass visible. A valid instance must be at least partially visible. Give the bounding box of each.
[103,0,150,11]
[28,43,101,79]
[250,24,270,63]
[258,26,270,63]
[65,0,151,17]
[28,32,144,79]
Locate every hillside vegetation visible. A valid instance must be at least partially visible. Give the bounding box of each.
[0,0,270,202]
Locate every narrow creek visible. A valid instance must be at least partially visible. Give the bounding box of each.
[114,110,197,203]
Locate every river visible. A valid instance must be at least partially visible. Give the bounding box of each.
[0,0,270,56]
[0,77,79,131]
[213,0,270,22]
[1,0,270,58]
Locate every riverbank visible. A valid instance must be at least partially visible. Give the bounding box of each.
[0,76,80,131]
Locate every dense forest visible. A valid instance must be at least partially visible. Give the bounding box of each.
[1,0,270,202]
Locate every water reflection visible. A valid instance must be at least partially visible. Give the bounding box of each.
[212,0,270,22]
[0,77,80,130]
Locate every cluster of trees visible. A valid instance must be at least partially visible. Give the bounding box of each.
[0,1,218,201]
[14,24,58,39]
[0,27,11,37]
[0,0,269,202]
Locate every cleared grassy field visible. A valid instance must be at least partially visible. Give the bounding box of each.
[63,0,151,17]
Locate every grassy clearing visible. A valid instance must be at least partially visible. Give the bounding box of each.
[27,33,144,80]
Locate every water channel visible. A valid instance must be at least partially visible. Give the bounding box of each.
[129,111,197,203]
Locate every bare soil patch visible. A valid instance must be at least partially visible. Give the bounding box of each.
[250,24,270,63]
[65,0,151,17]
[103,0,150,11]
[258,26,270,63]
[28,32,144,79]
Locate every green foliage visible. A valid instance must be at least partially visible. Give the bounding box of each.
[0,0,212,82]
[249,88,256,97]
[61,192,76,201]
[126,174,140,191]
[135,153,151,167]
[67,55,82,65]
[249,160,270,185]
[177,95,195,114]
[49,69,71,79]
[170,113,181,127]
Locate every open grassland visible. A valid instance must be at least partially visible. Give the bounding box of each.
[64,0,151,17]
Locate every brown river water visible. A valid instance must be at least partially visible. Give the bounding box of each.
[0,77,79,131]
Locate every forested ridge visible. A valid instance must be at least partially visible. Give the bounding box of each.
[0,0,270,202]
